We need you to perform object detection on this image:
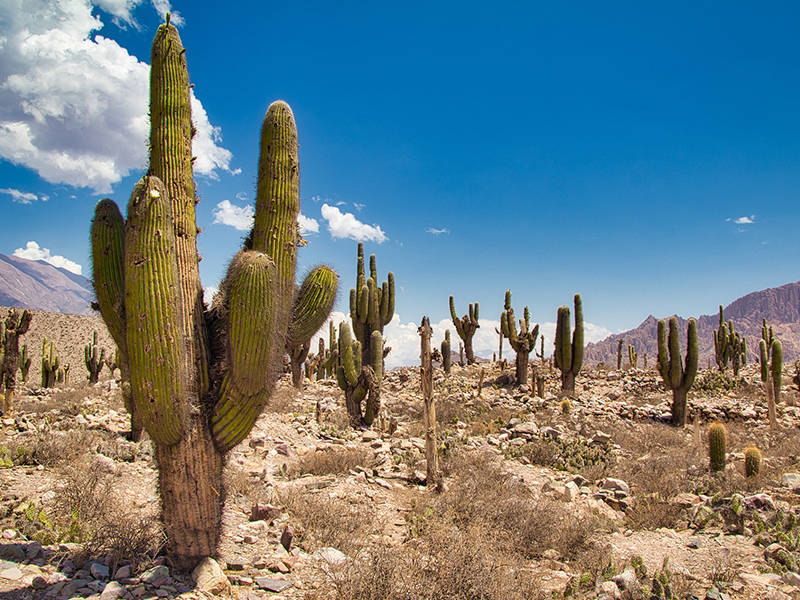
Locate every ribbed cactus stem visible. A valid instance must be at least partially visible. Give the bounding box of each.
[771,339,783,406]
[744,446,761,478]
[2,308,32,414]
[708,421,727,473]
[442,329,451,376]
[84,331,106,384]
[500,290,539,386]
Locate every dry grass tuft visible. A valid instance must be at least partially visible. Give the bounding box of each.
[287,447,376,479]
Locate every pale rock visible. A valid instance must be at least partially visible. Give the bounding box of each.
[313,547,349,565]
[191,557,231,596]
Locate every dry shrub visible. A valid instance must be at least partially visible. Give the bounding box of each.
[7,426,144,467]
[288,447,375,479]
[317,529,545,600]
[280,488,378,555]
[224,465,274,506]
[422,450,597,560]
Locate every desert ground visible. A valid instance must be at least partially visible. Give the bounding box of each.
[1,310,800,600]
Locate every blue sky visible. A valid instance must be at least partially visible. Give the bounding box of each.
[1,1,799,367]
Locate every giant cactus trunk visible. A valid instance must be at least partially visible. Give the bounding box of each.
[2,309,32,415]
[90,19,334,570]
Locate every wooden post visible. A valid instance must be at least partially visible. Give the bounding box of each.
[419,317,440,490]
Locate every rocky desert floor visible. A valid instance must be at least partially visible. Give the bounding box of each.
[1,357,800,600]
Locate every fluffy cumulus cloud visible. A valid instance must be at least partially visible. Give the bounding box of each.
[298,214,319,235]
[14,240,82,275]
[0,187,47,203]
[425,227,450,235]
[212,200,253,231]
[0,0,226,194]
[735,215,755,224]
[320,203,387,243]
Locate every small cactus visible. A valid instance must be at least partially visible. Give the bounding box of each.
[744,445,761,478]
[336,321,381,426]
[561,398,571,415]
[441,330,451,376]
[628,344,638,369]
[19,344,31,384]
[41,338,59,389]
[708,421,727,473]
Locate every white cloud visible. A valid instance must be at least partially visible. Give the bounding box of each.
[321,203,387,243]
[0,187,46,203]
[212,200,253,231]
[13,240,82,275]
[0,0,226,194]
[298,213,319,235]
[189,91,235,178]
[353,203,365,211]
[203,285,218,307]
[425,227,450,235]
[734,215,755,224]
[213,200,319,236]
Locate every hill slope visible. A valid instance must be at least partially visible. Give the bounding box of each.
[585,280,800,367]
[0,253,94,315]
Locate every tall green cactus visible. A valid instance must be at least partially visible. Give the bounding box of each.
[500,290,539,386]
[2,308,32,414]
[41,338,59,389]
[449,296,480,365]
[628,344,638,369]
[554,294,584,393]
[319,320,338,380]
[336,321,381,426]
[760,338,783,407]
[84,330,106,384]
[714,306,747,375]
[441,329,452,376]
[657,317,698,427]
[89,18,335,570]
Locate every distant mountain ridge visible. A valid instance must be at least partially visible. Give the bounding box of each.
[0,253,94,315]
[585,281,800,367]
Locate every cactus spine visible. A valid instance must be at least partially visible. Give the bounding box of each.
[89,20,334,570]
[554,294,584,393]
[744,445,761,478]
[500,290,539,386]
[449,296,480,365]
[441,330,451,376]
[2,308,32,414]
[84,330,106,384]
[657,317,698,427]
[708,421,727,472]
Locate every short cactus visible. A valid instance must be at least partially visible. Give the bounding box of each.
[657,317,698,427]
[708,421,727,472]
[554,294,584,393]
[744,445,761,478]
[450,296,480,365]
[336,321,381,426]
[84,330,106,384]
[19,344,31,384]
[500,290,539,386]
[2,308,32,414]
[628,344,638,369]
[89,19,335,570]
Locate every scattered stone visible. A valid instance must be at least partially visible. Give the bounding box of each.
[281,525,294,552]
[139,565,170,586]
[0,566,23,581]
[600,478,630,496]
[255,577,293,592]
[781,572,800,588]
[90,562,111,580]
[313,547,349,565]
[250,503,281,523]
[192,557,231,596]
[99,581,126,600]
[113,565,131,580]
[781,473,800,488]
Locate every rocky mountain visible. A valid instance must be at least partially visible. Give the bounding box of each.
[0,253,94,315]
[585,280,800,367]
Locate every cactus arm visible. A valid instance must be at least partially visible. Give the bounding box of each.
[124,177,187,446]
[381,272,395,325]
[683,318,699,389]
[555,306,571,371]
[449,296,466,339]
[571,294,584,373]
[760,339,769,382]
[287,265,338,345]
[91,199,127,352]
[772,340,783,379]
[667,317,682,389]
[656,319,669,382]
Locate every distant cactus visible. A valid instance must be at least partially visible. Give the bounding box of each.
[500,290,539,386]
[628,344,638,369]
[714,306,747,376]
[2,309,32,414]
[89,20,336,570]
[561,398,571,415]
[336,321,381,426]
[450,296,480,365]
[554,294,584,393]
[319,321,338,380]
[744,445,761,478]
[708,421,727,472]
[441,330,451,376]
[657,317,698,427]
[84,330,106,384]
[495,326,503,362]
[760,338,783,407]
[616,338,624,370]
[19,344,31,384]
[41,338,59,389]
